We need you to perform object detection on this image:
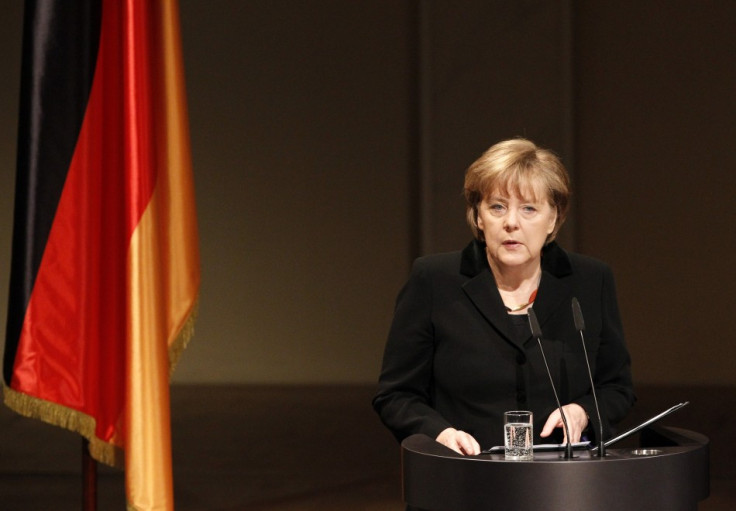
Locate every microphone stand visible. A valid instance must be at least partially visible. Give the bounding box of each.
[572,297,606,457]
[528,309,573,459]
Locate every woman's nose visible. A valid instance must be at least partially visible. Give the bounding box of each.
[503,210,519,230]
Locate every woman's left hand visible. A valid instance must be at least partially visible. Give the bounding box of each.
[539,403,588,443]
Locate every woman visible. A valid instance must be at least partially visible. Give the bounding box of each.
[373,138,635,455]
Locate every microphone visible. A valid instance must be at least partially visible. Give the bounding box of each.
[572,297,606,457]
[527,308,573,459]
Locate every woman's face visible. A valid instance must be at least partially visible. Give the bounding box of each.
[476,187,557,274]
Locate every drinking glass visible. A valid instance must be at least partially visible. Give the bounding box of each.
[504,410,533,460]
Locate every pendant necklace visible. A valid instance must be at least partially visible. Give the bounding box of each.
[505,288,538,312]
[504,270,542,312]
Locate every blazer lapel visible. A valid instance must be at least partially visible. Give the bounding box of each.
[462,271,518,347]
[526,242,575,339]
[467,270,573,350]
[459,240,520,347]
[531,271,573,332]
[458,240,575,348]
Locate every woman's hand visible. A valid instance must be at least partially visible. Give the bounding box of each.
[540,404,588,443]
[436,427,481,455]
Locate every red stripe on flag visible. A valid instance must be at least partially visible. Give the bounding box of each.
[10,0,164,445]
[123,0,157,234]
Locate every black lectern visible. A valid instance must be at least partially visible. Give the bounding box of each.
[401,426,709,511]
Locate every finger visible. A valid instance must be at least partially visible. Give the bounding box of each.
[563,404,587,443]
[539,411,560,438]
[449,441,463,454]
[436,428,463,454]
[567,420,583,443]
[443,438,462,454]
[560,411,571,443]
[457,431,480,455]
[447,435,464,455]
[465,435,481,455]
[470,437,481,455]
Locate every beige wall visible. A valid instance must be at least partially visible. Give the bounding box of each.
[0,1,734,386]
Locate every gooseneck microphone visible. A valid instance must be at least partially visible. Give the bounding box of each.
[527,308,573,459]
[572,297,606,457]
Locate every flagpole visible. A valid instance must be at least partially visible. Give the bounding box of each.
[82,439,97,511]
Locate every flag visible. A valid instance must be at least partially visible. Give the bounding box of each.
[3,1,200,509]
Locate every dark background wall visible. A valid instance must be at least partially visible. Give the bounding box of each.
[1,1,734,387]
[574,2,736,385]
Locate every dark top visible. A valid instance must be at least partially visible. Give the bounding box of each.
[372,240,635,449]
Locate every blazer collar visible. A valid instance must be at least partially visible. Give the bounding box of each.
[460,239,574,348]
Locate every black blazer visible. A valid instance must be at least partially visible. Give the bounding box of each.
[373,240,635,449]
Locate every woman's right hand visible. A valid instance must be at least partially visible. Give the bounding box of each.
[436,427,481,455]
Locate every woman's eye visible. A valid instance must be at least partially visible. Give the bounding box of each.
[521,206,537,215]
[489,204,506,214]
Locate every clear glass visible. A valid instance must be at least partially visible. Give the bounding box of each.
[504,410,533,460]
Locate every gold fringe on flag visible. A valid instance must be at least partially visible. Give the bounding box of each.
[3,384,124,468]
[3,297,198,469]
[168,296,199,376]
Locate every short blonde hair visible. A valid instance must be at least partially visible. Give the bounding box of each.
[464,138,570,243]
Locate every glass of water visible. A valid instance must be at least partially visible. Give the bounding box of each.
[504,410,533,460]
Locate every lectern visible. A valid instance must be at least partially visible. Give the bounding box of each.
[401,426,709,511]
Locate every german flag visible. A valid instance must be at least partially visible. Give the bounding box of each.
[3,1,200,509]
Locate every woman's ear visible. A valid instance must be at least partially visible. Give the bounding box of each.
[547,207,558,235]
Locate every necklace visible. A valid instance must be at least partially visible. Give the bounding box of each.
[505,288,538,312]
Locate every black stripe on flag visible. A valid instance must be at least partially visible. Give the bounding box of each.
[4,0,102,385]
